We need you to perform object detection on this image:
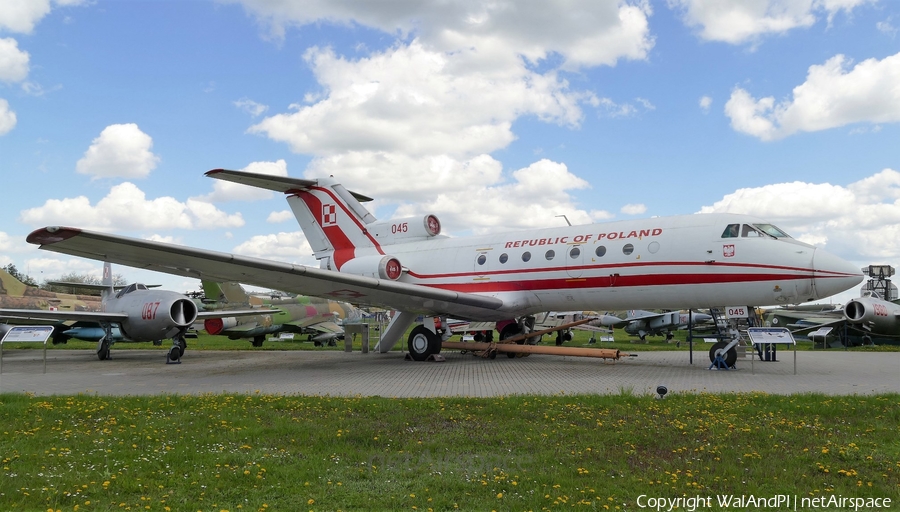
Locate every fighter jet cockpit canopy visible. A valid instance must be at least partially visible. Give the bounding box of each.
[115,283,149,298]
[721,223,791,239]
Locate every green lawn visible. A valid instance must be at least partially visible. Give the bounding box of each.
[0,392,898,511]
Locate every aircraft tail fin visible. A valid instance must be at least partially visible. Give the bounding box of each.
[0,268,28,296]
[205,170,379,268]
[101,262,114,301]
[202,281,251,305]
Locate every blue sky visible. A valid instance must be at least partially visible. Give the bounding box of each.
[1,0,898,303]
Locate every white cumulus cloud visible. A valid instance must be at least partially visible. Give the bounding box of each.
[232,0,654,69]
[0,98,16,135]
[250,41,597,159]
[232,231,316,265]
[236,0,653,215]
[0,37,30,83]
[621,203,647,215]
[667,0,874,45]
[76,123,161,179]
[388,159,597,235]
[19,182,245,232]
[267,210,294,223]
[725,52,900,140]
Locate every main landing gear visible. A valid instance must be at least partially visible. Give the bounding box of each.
[167,336,187,363]
[407,324,443,361]
[96,323,113,360]
[708,340,738,369]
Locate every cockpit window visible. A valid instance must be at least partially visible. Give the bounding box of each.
[115,283,148,298]
[722,223,792,239]
[753,223,790,238]
[741,224,763,237]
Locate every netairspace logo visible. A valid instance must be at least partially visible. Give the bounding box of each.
[636,494,893,512]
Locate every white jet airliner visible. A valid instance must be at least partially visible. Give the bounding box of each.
[26,170,863,361]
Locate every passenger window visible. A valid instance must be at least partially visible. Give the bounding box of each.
[722,224,739,238]
[522,251,531,262]
[499,253,508,264]
[623,244,634,255]
[545,250,555,260]
[477,254,486,265]
[569,247,580,258]
[595,246,606,257]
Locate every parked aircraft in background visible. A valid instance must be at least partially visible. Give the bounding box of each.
[200,281,363,346]
[616,309,713,341]
[1,267,101,313]
[1,267,104,344]
[765,292,900,346]
[26,169,863,363]
[0,263,256,361]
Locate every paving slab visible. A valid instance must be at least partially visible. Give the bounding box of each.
[0,348,896,397]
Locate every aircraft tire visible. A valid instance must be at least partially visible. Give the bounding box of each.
[407,325,440,361]
[97,339,111,361]
[168,346,181,362]
[708,341,737,367]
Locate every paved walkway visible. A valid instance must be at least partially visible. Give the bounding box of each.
[0,348,897,397]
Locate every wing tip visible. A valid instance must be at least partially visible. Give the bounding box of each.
[27,226,82,245]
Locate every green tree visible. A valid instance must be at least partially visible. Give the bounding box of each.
[42,271,128,294]
[2,263,38,286]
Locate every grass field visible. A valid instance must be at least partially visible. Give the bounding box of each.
[0,392,898,511]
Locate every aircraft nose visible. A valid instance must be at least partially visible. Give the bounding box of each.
[812,249,863,300]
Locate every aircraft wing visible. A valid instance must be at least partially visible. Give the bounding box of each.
[27,227,507,321]
[787,318,847,337]
[303,320,343,336]
[0,308,128,323]
[195,309,265,319]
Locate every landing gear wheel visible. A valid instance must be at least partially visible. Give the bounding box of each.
[708,341,737,367]
[407,325,441,361]
[251,335,265,347]
[168,345,181,362]
[96,339,111,361]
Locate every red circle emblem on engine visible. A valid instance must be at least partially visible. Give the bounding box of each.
[425,215,441,236]
[385,258,402,280]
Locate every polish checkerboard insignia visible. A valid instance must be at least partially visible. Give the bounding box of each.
[322,204,337,226]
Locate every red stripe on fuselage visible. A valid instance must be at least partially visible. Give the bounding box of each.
[422,271,815,294]
[405,260,844,281]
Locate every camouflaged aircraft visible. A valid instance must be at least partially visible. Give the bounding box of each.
[200,281,363,347]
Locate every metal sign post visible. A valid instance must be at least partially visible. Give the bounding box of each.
[746,327,797,375]
[1,325,55,374]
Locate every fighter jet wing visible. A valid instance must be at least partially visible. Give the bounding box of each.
[302,320,343,335]
[195,309,266,319]
[27,227,506,321]
[0,308,128,323]
[787,318,847,337]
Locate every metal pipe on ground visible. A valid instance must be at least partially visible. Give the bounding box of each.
[441,341,633,360]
